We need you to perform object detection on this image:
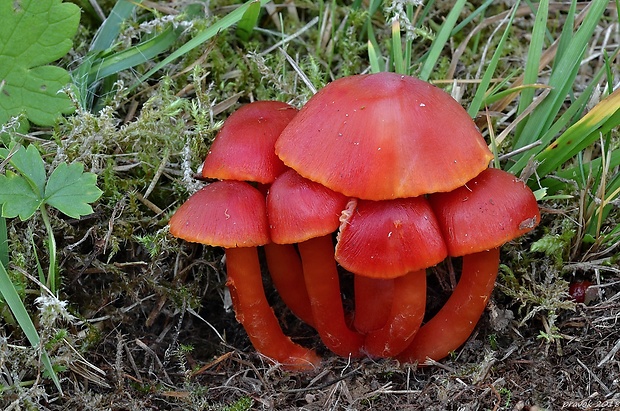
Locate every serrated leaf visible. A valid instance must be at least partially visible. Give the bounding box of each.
[0,0,80,127]
[0,172,42,220]
[1,145,46,196]
[44,163,103,219]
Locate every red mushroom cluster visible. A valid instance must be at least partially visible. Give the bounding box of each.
[169,73,540,369]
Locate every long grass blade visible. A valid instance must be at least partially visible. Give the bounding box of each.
[515,0,548,134]
[0,261,62,393]
[508,60,609,175]
[418,0,466,81]
[87,26,180,84]
[236,0,262,42]
[0,217,7,268]
[512,0,608,150]
[534,88,620,177]
[133,0,271,90]
[367,40,382,73]
[90,0,143,52]
[467,3,520,118]
[391,18,405,74]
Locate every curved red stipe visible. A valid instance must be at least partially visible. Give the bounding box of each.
[364,270,426,358]
[397,248,499,364]
[226,247,320,370]
[299,235,364,357]
[353,276,395,334]
[264,243,315,328]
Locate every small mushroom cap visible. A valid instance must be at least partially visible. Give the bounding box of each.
[169,180,270,248]
[335,197,448,279]
[428,168,540,257]
[202,101,298,183]
[267,169,349,244]
[276,73,493,200]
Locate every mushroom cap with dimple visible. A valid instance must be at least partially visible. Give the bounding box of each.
[335,197,448,279]
[428,168,540,257]
[267,169,349,244]
[202,101,298,183]
[275,73,493,200]
[169,180,270,248]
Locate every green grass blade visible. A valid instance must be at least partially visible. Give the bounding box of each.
[368,40,382,73]
[508,62,609,175]
[370,0,383,14]
[554,0,577,65]
[0,261,62,393]
[515,0,548,129]
[236,0,261,41]
[90,0,143,52]
[482,83,545,106]
[534,89,620,177]
[0,217,7,268]
[451,0,494,36]
[541,150,620,194]
[391,18,405,74]
[512,0,608,150]
[418,0,467,81]
[133,0,271,90]
[467,4,520,118]
[87,26,180,84]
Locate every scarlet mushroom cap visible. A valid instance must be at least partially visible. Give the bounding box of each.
[335,197,448,279]
[275,72,493,200]
[267,169,349,244]
[202,101,298,183]
[399,168,540,363]
[428,167,541,256]
[168,181,320,370]
[169,180,269,246]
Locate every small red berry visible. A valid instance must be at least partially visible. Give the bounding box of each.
[569,281,592,303]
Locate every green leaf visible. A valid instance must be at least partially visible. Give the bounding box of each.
[534,88,620,177]
[0,172,42,220]
[514,0,548,138]
[44,163,103,219]
[0,0,80,127]
[1,145,46,196]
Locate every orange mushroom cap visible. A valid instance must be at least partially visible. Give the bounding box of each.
[428,168,540,257]
[275,73,493,200]
[267,169,349,244]
[169,180,270,248]
[335,197,448,278]
[202,101,298,183]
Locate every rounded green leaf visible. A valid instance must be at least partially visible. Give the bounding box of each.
[0,0,80,127]
[44,162,103,219]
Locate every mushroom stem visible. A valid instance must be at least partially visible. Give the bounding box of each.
[364,269,426,358]
[264,243,315,328]
[353,276,394,333]
[397,248,500,363]
[298,235,364,357]
[225,247,320,370]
